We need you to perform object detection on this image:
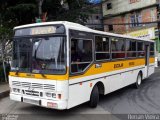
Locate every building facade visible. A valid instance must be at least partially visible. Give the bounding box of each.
[102,0,160,61]
[86,4,103,30]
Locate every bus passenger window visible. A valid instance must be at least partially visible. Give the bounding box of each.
[111,38,125,59]
[150,43,155,56]
[71,39,93,73]
[137,42,144,57]
[126,40,137,58]
[95,36,110,61]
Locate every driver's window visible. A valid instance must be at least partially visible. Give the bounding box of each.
[70,38,93,73]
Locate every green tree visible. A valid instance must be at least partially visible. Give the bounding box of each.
[0,0,95,26]
[42,0,94,24]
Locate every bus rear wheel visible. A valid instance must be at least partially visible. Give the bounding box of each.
[89,85,99,108]
[135,72,142,89]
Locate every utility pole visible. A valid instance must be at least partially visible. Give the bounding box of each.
[38,0,44,18]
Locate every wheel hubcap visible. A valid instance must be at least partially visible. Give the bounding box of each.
[137,75,141,85]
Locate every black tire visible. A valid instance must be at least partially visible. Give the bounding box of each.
[135,73,142,89]
[89,85,99,108]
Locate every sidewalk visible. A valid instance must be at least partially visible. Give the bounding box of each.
[0,82,10,99]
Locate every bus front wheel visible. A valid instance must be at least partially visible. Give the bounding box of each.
[89,85,99,108]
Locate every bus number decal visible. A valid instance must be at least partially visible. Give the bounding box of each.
[129,62,135,66]
[114,63,123,69]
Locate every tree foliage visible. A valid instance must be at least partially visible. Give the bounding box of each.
[0,0,95,44]
[0,0,93,26]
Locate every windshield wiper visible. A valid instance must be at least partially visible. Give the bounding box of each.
[32,39,46,77]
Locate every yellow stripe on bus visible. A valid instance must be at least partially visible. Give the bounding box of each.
[149,57,155,63]
[9,72,69,80]
[69,57,155,79]
[9,58,155,80]
[9,67,69,80]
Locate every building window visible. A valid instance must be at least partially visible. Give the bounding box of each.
[111,38,125,59]
[125,15,129,30]
[95,36,110,61]
[151,9,155,22]
[108,25,113,31]
[106,3,112,10]
[130,12,142,27]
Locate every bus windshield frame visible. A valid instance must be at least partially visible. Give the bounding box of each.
[11,35,67,75]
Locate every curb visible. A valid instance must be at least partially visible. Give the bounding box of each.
[0,90,10,99]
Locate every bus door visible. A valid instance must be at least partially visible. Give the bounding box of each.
[145,44,150,77]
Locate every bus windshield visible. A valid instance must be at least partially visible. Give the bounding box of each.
[11,36,66,74]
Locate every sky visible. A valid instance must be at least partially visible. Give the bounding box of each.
[88,0,101,4]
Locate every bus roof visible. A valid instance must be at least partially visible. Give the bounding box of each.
[14,21,154,42]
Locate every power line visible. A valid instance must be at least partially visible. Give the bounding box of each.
[85,20,160,26]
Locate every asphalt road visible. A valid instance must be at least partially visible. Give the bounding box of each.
[0,68,160,120]
[99,68,160,114]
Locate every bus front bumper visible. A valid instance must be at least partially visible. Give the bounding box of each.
[10,93,68,110]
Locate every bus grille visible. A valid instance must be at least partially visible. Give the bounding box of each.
[21,82,31,88]
[32,83,43,89]
[25,90,39,96]
[12,81,56,91]
[12,81,21,86]
[44,84,55,90]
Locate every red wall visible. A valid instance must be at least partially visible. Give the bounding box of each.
[103,7,157,34]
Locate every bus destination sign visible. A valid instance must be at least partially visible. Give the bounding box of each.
[14,25,65,36]
[31,26,56,35]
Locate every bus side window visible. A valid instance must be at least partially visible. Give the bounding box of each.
[126,40,137,58]
[150,43,155,56]
[111,38,125,59]
[95,36,110,61]
[137,42,145,57]
[70,38,93,74]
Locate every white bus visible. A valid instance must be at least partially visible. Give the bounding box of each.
[9,21,155,110]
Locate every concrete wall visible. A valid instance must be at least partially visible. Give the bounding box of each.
[102,0,157,17]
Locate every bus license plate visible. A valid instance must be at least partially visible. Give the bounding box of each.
[23,98,39,105]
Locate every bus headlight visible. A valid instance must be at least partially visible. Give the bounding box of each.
[52,93,56,98]
[13,88,20,93]
[45,92,56,98]
[46,92,52,98]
